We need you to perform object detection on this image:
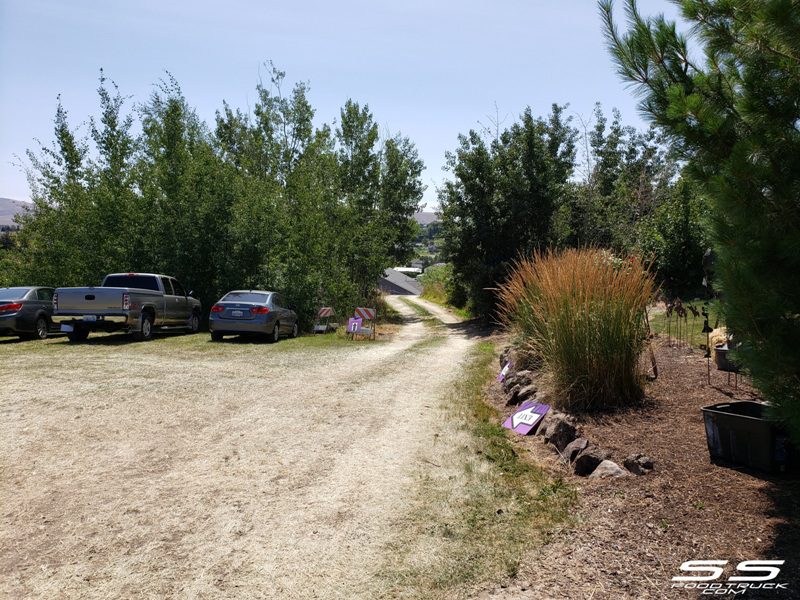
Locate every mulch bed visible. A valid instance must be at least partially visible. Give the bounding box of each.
[477,335,800,600]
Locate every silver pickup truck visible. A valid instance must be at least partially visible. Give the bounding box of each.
[52,273,202,342]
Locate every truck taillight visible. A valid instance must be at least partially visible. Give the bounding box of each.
[122,293,130,310]
[250,306,270,314]
[211,304,224,313]
[52,293,58,310]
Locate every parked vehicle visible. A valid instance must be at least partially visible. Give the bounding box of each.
[0,286,58,340]
[209,290,298,342]
[52,273,201,342]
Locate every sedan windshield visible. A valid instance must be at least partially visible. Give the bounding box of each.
[0,288,30,301]
[222,292,269,303]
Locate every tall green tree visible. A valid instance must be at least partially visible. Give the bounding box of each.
[601,0,800,435]
[379,134,425,265]
[8,98,92,286]
[336,100,384,299]
[439,105,577,315]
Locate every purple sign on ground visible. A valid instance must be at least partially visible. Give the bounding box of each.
[497,361,513,382]
[503,402,550,435]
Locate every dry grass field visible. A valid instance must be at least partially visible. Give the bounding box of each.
[1,296,575,600]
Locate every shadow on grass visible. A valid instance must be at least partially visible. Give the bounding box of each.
[206,334,272,345]
[442,318,499,340]
[48,331,193,346]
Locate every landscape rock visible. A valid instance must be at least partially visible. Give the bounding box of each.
[624,453,655,476]
[505,383,522,405]
[574,444,611,476]
[507,382,539,406]
[502,369,536,393]
[563,437,589,462]
[589,460,629,479]
[542,412,578,452]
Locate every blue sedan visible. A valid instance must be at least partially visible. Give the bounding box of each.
[209,290,298,342]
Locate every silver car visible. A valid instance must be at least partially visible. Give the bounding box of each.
[0,286,59,340]
[209,290,298,342]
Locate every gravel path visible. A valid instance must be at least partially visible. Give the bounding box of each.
[0,296,475,599]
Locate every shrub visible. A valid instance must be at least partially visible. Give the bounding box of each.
[418,263,454,305]
[497,248,655,411]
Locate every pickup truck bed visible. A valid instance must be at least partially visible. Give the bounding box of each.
[53,272,201,342]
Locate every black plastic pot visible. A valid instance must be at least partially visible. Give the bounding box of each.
[702,401,793,474]
[714,343,739,373]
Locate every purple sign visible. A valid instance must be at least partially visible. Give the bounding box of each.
[497,360,513,382]
[503,402,550,435]
[347,317,363,333]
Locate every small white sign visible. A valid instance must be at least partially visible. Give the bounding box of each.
[511,407,543,429]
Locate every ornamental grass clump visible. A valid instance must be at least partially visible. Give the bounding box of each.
[498,248,655,412]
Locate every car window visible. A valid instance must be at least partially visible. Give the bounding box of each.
[103,275,160,291]
[160,277,174,295]
[37,288,53,302]
[222,292,269,303]
[171,279,186,296]
[0,288,30,301]
[272,294,283,308]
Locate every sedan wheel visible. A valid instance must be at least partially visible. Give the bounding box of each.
[270,322,280,343]
[189,313,200,334]
[290,322,298,338]
[35,316,49,340]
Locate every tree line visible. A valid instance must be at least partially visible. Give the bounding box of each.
[438,103,710,316]
[0,65,424,326]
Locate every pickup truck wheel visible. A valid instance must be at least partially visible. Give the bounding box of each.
[290,322,298,339]
[189,312,200,334]
[269,321,280,343]
[133,313,154,341]
[67,326,90,343]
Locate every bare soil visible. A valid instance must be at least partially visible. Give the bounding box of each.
[477,337,800,599]
[0,296,475,599]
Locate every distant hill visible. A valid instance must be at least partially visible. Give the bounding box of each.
[0,198,29,227]
[413,212,439,227]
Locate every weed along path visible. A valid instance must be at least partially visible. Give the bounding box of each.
[1,295,486,599]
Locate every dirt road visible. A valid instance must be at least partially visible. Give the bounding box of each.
[0,296,476,599]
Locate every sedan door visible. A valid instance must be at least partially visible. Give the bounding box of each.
[36,288,57,331]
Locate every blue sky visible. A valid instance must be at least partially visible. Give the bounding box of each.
[0,0,681,208]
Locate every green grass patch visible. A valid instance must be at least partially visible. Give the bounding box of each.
[377,295,405,324]
[0,329,374,360]
[648,299,722,348]
[399,295,433,318]
[417,263,475,320]
[378,341,576,597]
